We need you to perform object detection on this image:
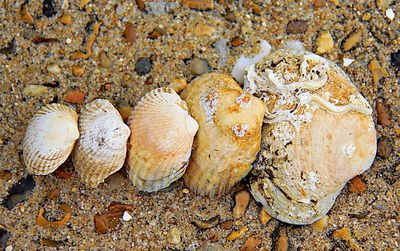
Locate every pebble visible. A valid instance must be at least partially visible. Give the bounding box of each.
[169,78,187,94]
[181,0,214,10]
[0,170,12,181]
[377,137,392,159]
[64,89,85,103]
[342,30,361,51]
[312,215,329,232]
[122,211,132,221]
[259,208,271,225]
[333,227,361,250]
[47,64,61,74]
[182,188,190,194]
[231,36,244,47]
[232,190,250,219]
[20,4,35,25]
[0,38,16,55]
[220,220,233,230]
[148,28,164,39]
[135,58,152,76]
[286,20,308,34]
[59,15,72,25]
[385,8,395,20]
[194,23,215,37]
[276,231,288,251]
[99,51,113,68]
[23,85,49,97]
[116,104,132,122]
[2,175,35,210]
[316,31,334,54]
[214,39,229,67]
[348,176,367,193]
[145,76,154,85]
[313,0,325,8]
[123,23,136,44]
[225,12,236,22]
[72,65,84,77]
[240,236,261,251]
[188,58,210,75]
[343,58,355,67]
[192,215,220,229]
[167,227,181,245]
[362,12,371,21]
[391,51,400,69]
[227,227,248,241]
[5,246,12,251]
[43,0,57,17]
[135,0,145,11]
[376,99,392,126]
[376,0,388,9]
[368,59,388,90]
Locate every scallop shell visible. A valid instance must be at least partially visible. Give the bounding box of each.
[72,99,130,188]
[245,49,377,224]
[181,73,266,196]
[23,104,79,175]
[127,87,199,192]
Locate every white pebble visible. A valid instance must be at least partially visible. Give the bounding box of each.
[66,38,72,44]
[5,246,13,251]
[47,64,61,74]
[122,211,132,221]
[343,58,355,67]
[386,8,395,20]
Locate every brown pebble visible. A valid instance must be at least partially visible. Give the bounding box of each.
[286,19,308,34]
[48,188,60,200]
[117,105,132,122]
[233,190,251,219]
[20,4,35,25]
[377,137,392,159]
[169,78,187,94]
[192,215,220,229]
[227,226,248,241]
[231,36,244,47]
[243,0,261,15]
[181,0,214,10]
[79,0,91,9]
[103,83,113,91]
[312,215,329,232]
[314,0,325,8]
[123,23,136,44]
[259,208,272,225]
[240,235,262,251]
[167,227,181,244]
[368,59,388,91]
[64,89,85,103]
[316,31,334,54]
[72,65,84,77]
[194,23,215,37]
[99,51,113,69]
[135,0,145,11]
[59,15,72,25]
[145,76,154,85]
[333,227,361,250]
[348,176,367,193]
[376,99,392,126]
[342,30,362,51]
[220,220,233,230]
[148,28,164,39]
[225,12,236,22]
[276,231,288,251]
[0,170,12,181]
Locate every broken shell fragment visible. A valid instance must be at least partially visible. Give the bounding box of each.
[127,87,198,192]
[181,73,265,196]
[73,99,130,188]
[245,49,377,225]
[23,104,79,175]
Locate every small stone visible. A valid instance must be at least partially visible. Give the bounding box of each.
[316,31,334,54]
[135,0,145,11]
[368,59,389,90]
[276,231,288,251]
[64,88,85,103]
[231,36,244,47]
[188,58,210,75]
[181,0,214,10]
[232,190,250,219]
[167,227,181,245]
[106,172,126,188]
[313,0,325,8]
[47,64,61,74]
[333,227,361,250]
[79,0,91,9]
[5,246,12,251]
[20,4,35,25]
[0,38,16,55]
[135,58,152,76]
[194,23,215,37]
[122,211,132,221]
[376,0,388,9]
[117,104,132,122]
[66,38,72,44]
[23,85,49,97]
[124,23,136,44]
[286,20,308,34]
[145,76,154,85]
[192,215,220,229]
[59,15,72,25]
[214,39,229,67]
[343,58,355,67]
[259,208,271,225]
[99,51,113,69]
[0,170,12,181]
[48,188,60,200]
[348,176,367,193]
[376,99,392,126]
[182,188,190,194]
[362,12,371,21]
[227,226,248,241]
[43,0,56,17]
[240,236,262,251]
[329,0,340,6]
[169,78,187,94]
[391,51,400,69]
[2,175,35,210]
[225,12,236,22]
[312,215,329,232]
[377,137,392,159]
[148,28,164,39]
[72,65,84,77]
[71,187,79,193]
[342,30,362,51]
[385,8,395,20]
[220,220,233,230]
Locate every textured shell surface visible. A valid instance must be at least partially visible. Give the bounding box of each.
[245,49,377,224]
[73,99,130,188]
[181,73,266,197]
[23,103,79,175]
[127,87,199,192]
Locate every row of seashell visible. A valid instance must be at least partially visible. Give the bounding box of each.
[23,78,264,195]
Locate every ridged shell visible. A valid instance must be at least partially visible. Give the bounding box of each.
[23,104,79,175]
[181,73,266,196]
[72,99,130,188]
[127,87,199,192]
[245,49,377,224]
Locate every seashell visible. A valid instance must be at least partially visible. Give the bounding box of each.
[23,104,79,175]
[127,87,198,192]
[245,49,377,225]
[72,99,130,188]
[181,73,266,196]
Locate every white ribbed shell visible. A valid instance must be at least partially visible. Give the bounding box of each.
[127,87,199,192]
[23,104,79,175]
[72,99,130,188]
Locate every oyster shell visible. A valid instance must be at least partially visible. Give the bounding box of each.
[73,99,130,188]
[127,87,198,192]
[181,73,265,196]
[245,49,377,225]
[23,104,79,175]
